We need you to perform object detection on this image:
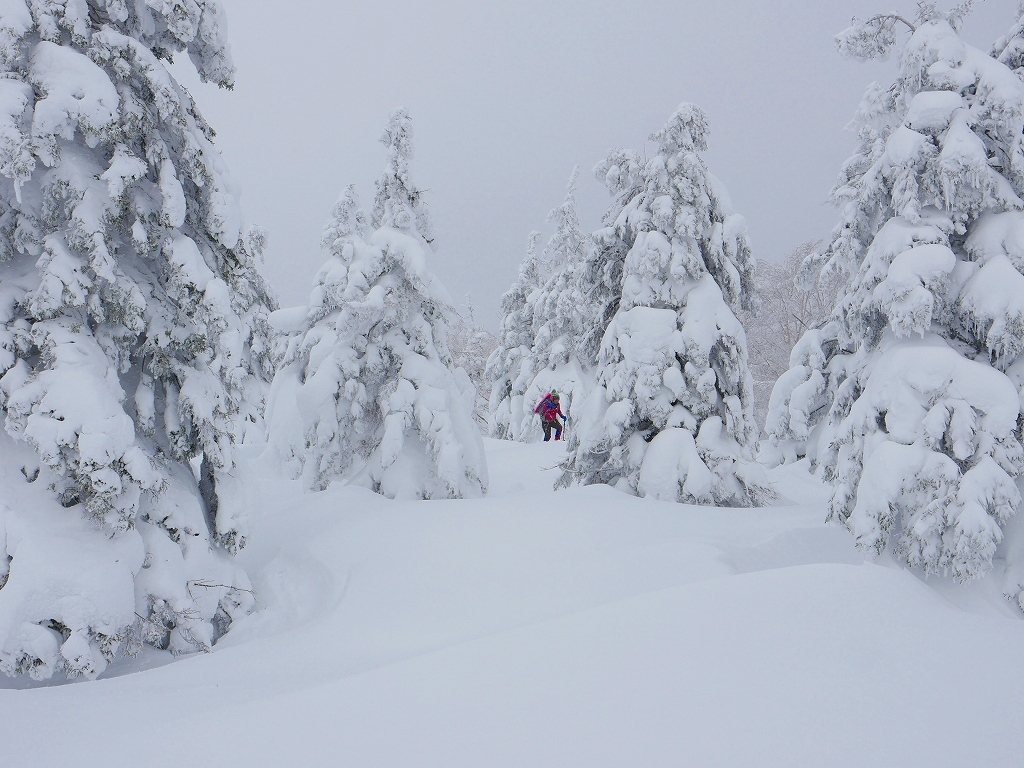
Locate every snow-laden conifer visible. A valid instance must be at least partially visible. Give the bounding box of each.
[992,1,1024,74]
[521,167,593,432]
[559,104,768,506]
[0,1,274,679]
[485,231,542,440]
[487,169,593,442]
[269,111,486,499]
[766,7,1024,590]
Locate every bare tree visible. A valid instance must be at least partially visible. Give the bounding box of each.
[741,241,842,430]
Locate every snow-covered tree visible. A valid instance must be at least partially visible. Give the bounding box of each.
[487,169,595,442]
[766,7,1024,591]
[448,294,498,427]
[0,1,274,680]
[520,167,593,433]
[575,148,645,369]
[485,231,542,440]
[559,103,769,506]
[268,110,487,499]
[740,240,840,429]
[992,1,1024,75]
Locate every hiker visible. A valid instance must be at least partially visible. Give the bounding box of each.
[534,391,567,441]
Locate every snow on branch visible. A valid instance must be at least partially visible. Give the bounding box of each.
[836,13,916,62]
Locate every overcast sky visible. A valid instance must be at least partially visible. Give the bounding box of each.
[174,1,1016,329]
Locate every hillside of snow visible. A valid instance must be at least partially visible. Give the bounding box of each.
[3,438,1023,767]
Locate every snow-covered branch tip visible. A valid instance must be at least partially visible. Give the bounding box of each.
[837,2,981,62]
[836,13,916,62]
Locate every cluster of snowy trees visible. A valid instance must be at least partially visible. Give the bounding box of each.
[486,168,591,442]
[488,105,770,506]
[489,3,1024,599]
[9,0,1024,682]
[0,1,487,682]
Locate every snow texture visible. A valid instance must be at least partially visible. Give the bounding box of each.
[3,440,1024,767]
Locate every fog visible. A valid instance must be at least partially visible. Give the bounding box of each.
[173,1,1015,328]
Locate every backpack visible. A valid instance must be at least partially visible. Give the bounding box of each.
[539,396,559,422]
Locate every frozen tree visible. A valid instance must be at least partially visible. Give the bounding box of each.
[993,4,1024,75]
[740,241,840,428]
[529,168,593,404]
[0,1,274,679]
[518,168,593,439]
[372,108,433,246]
[448,295,498,427]
[559,104,769,506]
[485,231,542,440]
[767,7,1024,591]
[487,170,595,442]
[269,111,487,499]
[575,148,645,369]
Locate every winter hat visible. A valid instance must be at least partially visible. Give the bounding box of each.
[551,391,559,399]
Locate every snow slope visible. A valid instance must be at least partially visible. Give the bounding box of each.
[3,439,1024,766]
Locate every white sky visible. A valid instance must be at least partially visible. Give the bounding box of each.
[174,1,1015,329]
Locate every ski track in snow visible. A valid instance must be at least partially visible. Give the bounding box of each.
[3,438,1024,766]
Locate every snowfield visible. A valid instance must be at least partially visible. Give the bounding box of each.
[3,438,1024,767]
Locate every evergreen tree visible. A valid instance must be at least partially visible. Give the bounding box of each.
[576,148,645,368]
[0,1,273,679]
[269,110,487,499]
[487,169,594,442]
[766,7,1024,589]
[519,168,592,438]
[559,104,768,506]
[992,1,1024,74]
[485,231,542,440]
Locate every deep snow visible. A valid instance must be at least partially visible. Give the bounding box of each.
[3,438,1024,767]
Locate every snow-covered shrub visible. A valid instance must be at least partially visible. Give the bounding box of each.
[269,111,487,499]
[558,104,769,506]
[0,1,272,679]
[487,169,594,442]
[767,7,1024,592]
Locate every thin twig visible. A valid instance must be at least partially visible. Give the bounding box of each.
[867,13,916,32]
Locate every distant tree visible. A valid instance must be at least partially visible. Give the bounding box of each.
[0,0,273,680]
[448,295,498,427]
[559,104,769,506]
[485,231,543,440]
[269,110,487,499]
[487,169,595,442]
[740,241,841,428]
[519,168,593,438]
